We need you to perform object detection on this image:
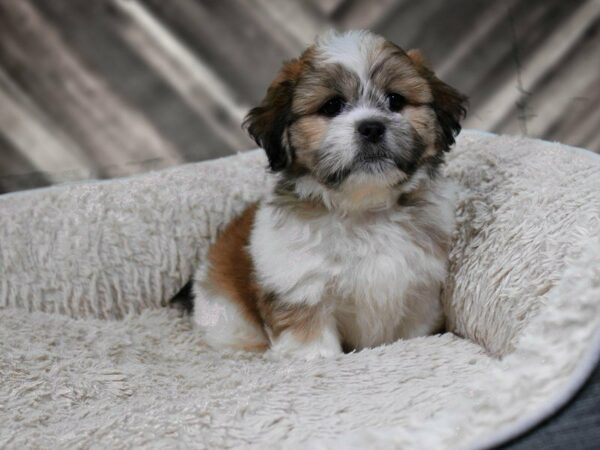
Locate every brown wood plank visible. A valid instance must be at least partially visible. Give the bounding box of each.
[465,1,600,134]
[306,0,347,17]
[249,0,326,46]
[32,0,242,159]
[375,0,450,50]
[0,132,51,194]
[0,0,182,177]
[141,0,298,104]
[456,0,589,113]
[331,0,401,29]
[112,0,252,152]
[545,79,600,152]
[31,0,248,160]
[497,18,600,147]
[0,67,94,180]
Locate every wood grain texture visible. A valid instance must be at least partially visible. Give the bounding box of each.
[0,0,598,194]
[0,1,181,181]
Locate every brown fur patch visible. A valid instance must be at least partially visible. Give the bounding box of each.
[285,40,452,177]
[406,48,468,152]
[292,63,360,115]
[371,43,432,104]
[243,47,317,171]
[403,105,438,157]
[289,115,329,168]
[288,64,360,173]
[259,292,326,342]
[206,204,327,348]
[206,204,263,329]
[406,49,428,67]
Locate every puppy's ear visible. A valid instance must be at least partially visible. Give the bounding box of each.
[408,49,468,152]
[243,59,304,171]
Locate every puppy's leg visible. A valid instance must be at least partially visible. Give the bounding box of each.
[271,318,341,360]
[261,297,342,360]
[193,284,268,352]
[193,204,269,352]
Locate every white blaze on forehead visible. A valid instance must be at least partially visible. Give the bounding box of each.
[316,30,384,82]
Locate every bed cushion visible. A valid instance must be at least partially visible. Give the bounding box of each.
[1,130,599,449]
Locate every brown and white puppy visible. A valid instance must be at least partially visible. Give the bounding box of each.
[185,30,466,359]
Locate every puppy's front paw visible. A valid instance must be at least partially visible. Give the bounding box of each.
[269,328,342,361]
[274,343,342,361]
[302,345,342,360]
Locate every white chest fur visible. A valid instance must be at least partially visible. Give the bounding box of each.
[250,179,456,350]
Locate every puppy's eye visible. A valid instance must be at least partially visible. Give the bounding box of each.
[387,93,406,112]
[319,97,345,117]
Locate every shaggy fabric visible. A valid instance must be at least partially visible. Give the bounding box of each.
[1,130,599,449]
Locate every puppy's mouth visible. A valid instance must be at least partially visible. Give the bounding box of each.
[354,155,397,174]
[354,145,416,175]
[316,141,423,188]
[355,145,394,163]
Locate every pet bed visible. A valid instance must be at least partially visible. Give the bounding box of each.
[1,130,599,449]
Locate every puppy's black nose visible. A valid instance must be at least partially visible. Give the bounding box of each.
[357,120,385,143]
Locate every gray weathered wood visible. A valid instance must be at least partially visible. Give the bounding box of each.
[0,0,181,175]
[0,0,598,195]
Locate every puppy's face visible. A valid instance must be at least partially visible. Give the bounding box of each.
[245,31,467,199]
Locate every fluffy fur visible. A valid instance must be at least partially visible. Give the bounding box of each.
[189,30,467,358]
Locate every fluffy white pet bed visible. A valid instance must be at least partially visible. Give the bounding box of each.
[1,130,599,449]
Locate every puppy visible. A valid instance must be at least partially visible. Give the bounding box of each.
[177,30,467,359]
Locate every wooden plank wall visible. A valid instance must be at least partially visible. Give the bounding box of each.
[0,0,598,194]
